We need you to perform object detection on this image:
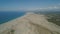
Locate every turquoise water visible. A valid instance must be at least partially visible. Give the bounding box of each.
[0,11,26,24]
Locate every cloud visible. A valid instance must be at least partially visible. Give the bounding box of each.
[26,6,60,11]
[0,5,60,11]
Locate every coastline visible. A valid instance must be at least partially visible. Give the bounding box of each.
[0,13,60,34]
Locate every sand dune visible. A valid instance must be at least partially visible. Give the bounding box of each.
[0,13,60,34]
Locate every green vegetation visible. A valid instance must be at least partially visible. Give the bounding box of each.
[46,13,60,26]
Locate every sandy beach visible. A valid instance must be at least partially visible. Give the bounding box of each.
[0,13,60,34]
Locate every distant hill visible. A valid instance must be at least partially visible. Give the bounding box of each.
[34,11,60,14]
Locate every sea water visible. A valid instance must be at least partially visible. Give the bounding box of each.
[0,11,26,24]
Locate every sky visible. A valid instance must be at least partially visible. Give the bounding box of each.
[0,0,60,11]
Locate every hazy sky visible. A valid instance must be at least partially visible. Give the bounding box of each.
[0,0,60,11]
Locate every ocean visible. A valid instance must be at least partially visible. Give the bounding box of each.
[0,11,26,24]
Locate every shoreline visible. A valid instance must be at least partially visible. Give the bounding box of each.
[0,13,60,34]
